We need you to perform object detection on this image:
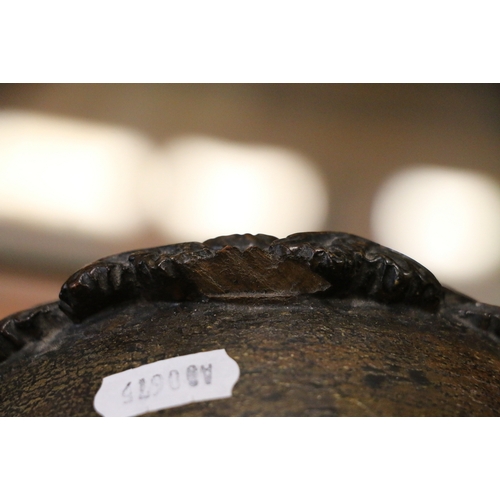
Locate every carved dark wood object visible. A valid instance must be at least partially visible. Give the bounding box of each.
[1,232,499,416]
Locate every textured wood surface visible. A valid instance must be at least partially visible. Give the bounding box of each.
[1,232,500,416]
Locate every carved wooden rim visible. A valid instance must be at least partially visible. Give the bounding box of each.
[1,232,499,363]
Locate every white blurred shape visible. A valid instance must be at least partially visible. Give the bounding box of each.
[371,165,500,283]
[142,136,329,241]
[0,111,153,237]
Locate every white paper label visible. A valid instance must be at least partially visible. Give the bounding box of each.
[94,349,240,417]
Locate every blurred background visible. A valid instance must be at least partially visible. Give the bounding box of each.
[1,83,500,317]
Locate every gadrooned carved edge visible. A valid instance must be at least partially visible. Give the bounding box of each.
[1,231,499,363]
[58,232,444,321]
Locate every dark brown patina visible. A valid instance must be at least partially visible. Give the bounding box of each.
[1,232,499,416]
